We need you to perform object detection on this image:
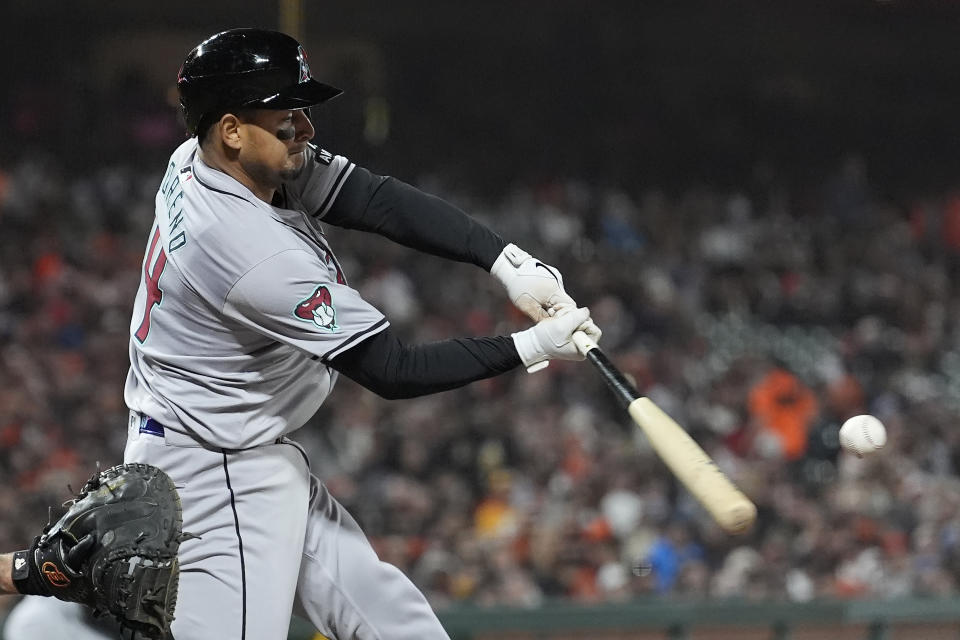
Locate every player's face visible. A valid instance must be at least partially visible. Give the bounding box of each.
[237,109,315,188]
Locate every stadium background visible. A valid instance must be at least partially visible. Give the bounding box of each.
[4,1,960,637]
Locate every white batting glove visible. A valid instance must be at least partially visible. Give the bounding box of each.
[552,302,603,352]
[491,244,577,322]
[512,306,602,373]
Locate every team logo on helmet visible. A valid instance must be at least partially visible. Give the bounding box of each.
[297,45,311,83]
[294,285,337,331]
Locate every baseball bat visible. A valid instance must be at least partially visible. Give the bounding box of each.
[572,331,757,535]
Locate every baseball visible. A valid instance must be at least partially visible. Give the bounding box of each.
[839,414,887,457]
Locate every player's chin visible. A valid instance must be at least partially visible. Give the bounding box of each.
[279,155,306,182]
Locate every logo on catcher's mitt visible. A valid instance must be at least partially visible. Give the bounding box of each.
[294,285,338,331]
[41,561,71,587]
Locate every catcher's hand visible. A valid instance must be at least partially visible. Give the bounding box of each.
[13,463,184,639]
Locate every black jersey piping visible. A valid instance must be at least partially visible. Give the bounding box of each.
[193,171,253,204]
[221,453,248,639]
[311,163,352,217]
[276,437,311,469]
[321,318,389,363]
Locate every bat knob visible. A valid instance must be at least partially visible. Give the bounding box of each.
[572,330,597,355]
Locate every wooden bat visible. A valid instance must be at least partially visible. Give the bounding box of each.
[572,331,757,535]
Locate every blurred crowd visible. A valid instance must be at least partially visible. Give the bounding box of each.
[2,148,960,614]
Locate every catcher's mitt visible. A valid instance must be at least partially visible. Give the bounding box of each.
[13,463,183,639]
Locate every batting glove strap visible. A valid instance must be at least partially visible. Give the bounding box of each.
[12,547,49,596]
[512,328,549,373]
[491,243,532,270]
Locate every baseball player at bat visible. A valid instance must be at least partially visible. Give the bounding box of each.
[94,28,601,640]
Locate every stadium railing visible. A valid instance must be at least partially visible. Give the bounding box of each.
[287,597,960,640]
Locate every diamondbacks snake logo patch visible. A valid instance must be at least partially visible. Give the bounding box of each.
[294,285,338,331]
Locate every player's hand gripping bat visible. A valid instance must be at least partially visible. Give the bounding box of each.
[572,331,757,535]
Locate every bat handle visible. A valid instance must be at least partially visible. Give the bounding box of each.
[572,330,598,356]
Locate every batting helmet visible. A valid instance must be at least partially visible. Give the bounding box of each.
[177,28,342,137]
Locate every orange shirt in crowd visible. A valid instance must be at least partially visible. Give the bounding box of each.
[748,368,818,460]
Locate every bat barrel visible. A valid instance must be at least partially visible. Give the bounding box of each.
[629,397,757,535]
[572,332,757,536]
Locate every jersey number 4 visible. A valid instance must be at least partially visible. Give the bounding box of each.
[135,228,167,343]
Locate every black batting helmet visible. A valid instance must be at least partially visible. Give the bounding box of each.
[177,28,342,138]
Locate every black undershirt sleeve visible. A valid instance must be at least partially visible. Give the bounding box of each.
[322,166,507,270]
[328,324,521,400]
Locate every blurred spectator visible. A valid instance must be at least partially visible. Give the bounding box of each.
[748,367,818,460]
[645,521,705,595]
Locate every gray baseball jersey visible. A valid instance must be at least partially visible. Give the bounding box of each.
[124,138,388,449]
[124,138,452,640]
